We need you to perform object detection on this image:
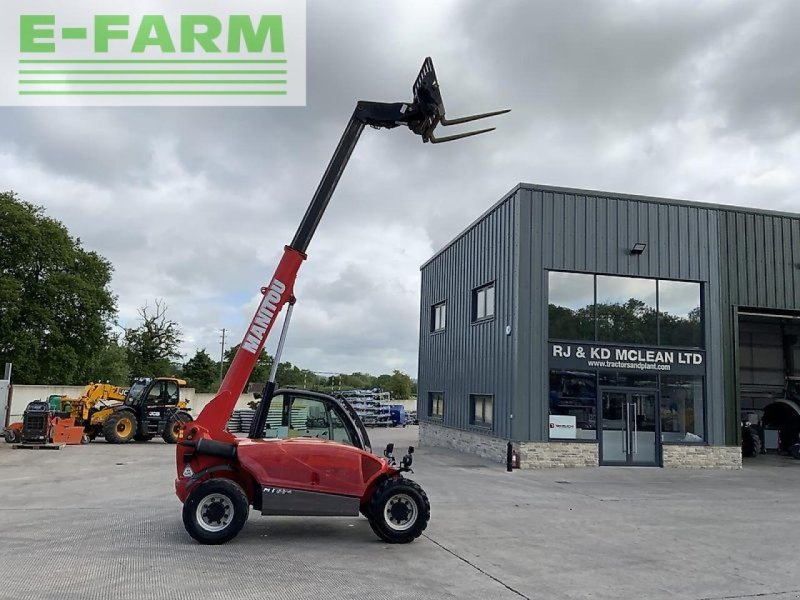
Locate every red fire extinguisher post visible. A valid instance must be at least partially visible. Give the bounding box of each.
[506,442,520,471]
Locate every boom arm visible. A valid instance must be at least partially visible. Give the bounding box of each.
[193,58,509,439]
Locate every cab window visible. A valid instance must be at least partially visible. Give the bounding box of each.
[262,394,354,446]
[146,382,164,404]
[165,381,179,404]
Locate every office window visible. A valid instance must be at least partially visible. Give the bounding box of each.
[473,283,495,321]
[549,370,597,440]
[431,302,446,332]
[548,271,595,340]
[429,392,444,418]
[596,275,657,345]
[659,281,702,347]
[660,375,705,442]
[470,394,493,427]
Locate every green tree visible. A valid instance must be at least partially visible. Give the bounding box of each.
[0,192,118,384]
[183,348,218,392]
[124,299,183,377]
[224,344,272,386]
[83,337,130,386]
[373,370,414,399]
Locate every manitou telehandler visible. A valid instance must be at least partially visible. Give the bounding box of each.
[175,58,508,544]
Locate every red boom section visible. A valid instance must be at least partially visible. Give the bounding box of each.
[194,246,306,435]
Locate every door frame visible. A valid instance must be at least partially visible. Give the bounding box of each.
[599,386,662,466]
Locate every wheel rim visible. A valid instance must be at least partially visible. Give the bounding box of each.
[383,493,418,532]
[196,493,235,533]
[117,418,132,436]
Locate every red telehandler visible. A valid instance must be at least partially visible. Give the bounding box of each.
[174,58,509,544]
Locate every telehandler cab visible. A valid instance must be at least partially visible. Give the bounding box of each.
[175,58,508,544]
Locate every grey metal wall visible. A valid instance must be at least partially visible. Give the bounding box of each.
[418,192,517,439]
[718,211,800,443]
[515,185,725,444]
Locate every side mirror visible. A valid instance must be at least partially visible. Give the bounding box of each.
[401,450,414,472]
[384,443,396,465]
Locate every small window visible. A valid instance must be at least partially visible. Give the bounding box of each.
[431,302,446,332]
[470,394,493,427]
[429,392,444,418]
[165,381,179,404]
[146,382,164,404]
[473,283,495,321]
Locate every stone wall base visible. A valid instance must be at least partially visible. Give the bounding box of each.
[419,421,507,464]
[662,445,742,469]
[419,421,742,469]
[519,441,599,468]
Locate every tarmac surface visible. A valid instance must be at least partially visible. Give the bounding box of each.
[2,427,800,600]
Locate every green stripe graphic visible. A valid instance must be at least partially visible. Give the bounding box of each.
[20,70,287,75]
[19,59,287,64]
[19,90,289,96]
[20,80,287,85]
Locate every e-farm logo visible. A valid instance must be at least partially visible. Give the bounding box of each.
[0,0,306,106]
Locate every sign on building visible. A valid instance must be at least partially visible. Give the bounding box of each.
[549,342,705,375]
[548,415,577,439]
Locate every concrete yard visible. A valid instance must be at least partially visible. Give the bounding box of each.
[1,428,800,600]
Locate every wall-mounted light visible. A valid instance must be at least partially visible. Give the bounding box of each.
[631,242,647,255]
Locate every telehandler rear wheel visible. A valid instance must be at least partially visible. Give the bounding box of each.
[183,479,249,545]
[367,477,430,544]
[103,412,137,444]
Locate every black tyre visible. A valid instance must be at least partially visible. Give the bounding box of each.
[790,444,800,460]
[103,412,137,444]
[163,412,192,444]
[742,425,761,458]
[367,477,430,544]
[134,433,154,442]
[182,479,249,545]
[4,428,20,444]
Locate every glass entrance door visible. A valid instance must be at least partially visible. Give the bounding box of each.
[600,389,658,466]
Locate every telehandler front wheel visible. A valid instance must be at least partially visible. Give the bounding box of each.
[162,413,192,444]
[182,479,249,545]
[103,412,137,444]
[367,477,430,544]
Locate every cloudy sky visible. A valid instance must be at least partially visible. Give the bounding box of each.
[2,0,799,377]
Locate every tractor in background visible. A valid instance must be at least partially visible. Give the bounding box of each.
[4,377,193,445]
[100,377,192,444]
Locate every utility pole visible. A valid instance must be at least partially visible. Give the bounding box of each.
[219,328,226,383]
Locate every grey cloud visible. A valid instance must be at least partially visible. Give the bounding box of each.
[2,0,800,376]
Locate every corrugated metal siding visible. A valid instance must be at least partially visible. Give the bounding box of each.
[522,187,725,444]
[718,211,800,443]
[418,195,516,439]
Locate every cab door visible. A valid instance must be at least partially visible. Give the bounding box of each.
[263,392,360,448]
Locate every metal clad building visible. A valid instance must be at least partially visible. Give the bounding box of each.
[418,183,800,468]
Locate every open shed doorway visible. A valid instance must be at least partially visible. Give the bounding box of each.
[738,310,800,462]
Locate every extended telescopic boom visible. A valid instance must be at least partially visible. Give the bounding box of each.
[194,58,509,438]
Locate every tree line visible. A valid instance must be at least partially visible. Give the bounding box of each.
[0,192,416,399]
